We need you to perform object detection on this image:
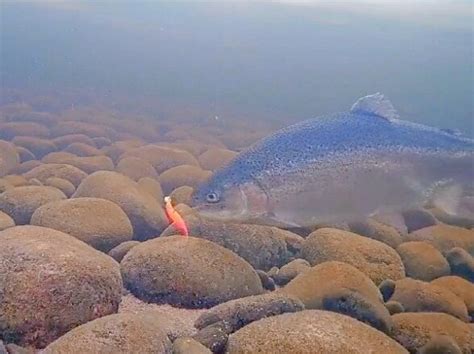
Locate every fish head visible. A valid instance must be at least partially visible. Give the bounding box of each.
[191,177,268,222]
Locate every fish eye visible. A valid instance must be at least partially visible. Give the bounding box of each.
[206,192,220,203]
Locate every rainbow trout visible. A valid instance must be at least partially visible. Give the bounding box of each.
[191,93,474,227]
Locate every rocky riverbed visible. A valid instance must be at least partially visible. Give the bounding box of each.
[1,97,473,353]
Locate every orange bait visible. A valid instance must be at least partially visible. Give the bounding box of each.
[164,196,189,236]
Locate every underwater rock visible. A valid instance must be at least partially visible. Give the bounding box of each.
[159,164,211,195]
[91,136,112,148]
[121,236,264,308]
[226,310,407,354]
[161,215,304,270]
[63,142,103,157]
[402,209,439,233]
[396,241,450,281]
[16,146,36,162]
[0,140,20,177]
[321,287,393,333]
[41,151,76,164]
[170,185,194,206]
[431,276,474,320]
[349,218,404,248]
[0,179,12,193]
[10,160,42,175]
[256,270,276,291]
[406,224,474,256]
[0,225,122,348]
[121,144,199,174]
[379,279,396,302]
[391,313,472,354]
[102,139,145,163]
[418,335,462,354]
[62,155,114,174]
[116,156,159,181]
[194,293,304,333]
[73,171,168,240]
[281,261,391,333]
[42,313,171,354]
[390,278,469,322]
[137,177,164,202]
[385,301,405,315]
[51,121,117,140]
[192,322,229,353]
[0,122,50,140]
[198,147,237,171]
[445,247,474,282]
[0,186,66,224]
[429,206,474,229]
[31,197,133,252]
[108,240,140,262]
[23,163,87,187]
[43,177,75,197]
[1,175,29,187]
[172,337,211,354]
[0,210,15,231]
[271,258,311,286]
[301,228,405,285]
[12,136,57,159]
[52,134,97,150]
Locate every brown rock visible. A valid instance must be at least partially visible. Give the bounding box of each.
[431,276,474,320]
[198,147,237,171]
[391,278,470,322]
[0,186,67,224]
[51,121,117,140]
[23,163,88,187]
[406,224,474,256]
[52,134,96,150]
[31,197,133,252]
[170,185,193,205]
[108,240,141,262]
[161,215,304,271]
[301,228,405,285]
[226,310,407,354]
[42,313,171,354]
[272,258,311,286]
[43,177,75,197]
[61,155,115,174]
[42,151,76,164]
[121,145,199,174]
[173,337,211,354]
[63,142,103,157]
[0,122,50,140]
[137,177,164,202]
[396,241,450,281]
[116,157,159,181]
[0,140,20,177]
[10,160,42,175]
[429,206,474,229]
[349,218,404,248]
[73,171,168,240]
[403,209,439,232]
[391,312,473,353]
[16,146,36,162]
[0,210,15,231]
[194,293,304,333]
[446,247,474,282]
[102,139,145,163]
[418,335,462,354]
[1,175,29,187]
[91,137,111,148]
[0,226,122,348]
[121,236,264,308]
[159,165,211,195]
[281,261,391,332]
[12,136,57,159]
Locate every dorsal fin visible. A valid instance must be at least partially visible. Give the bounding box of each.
[350,93,399,120]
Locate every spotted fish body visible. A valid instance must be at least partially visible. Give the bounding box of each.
[192,94,474,227]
